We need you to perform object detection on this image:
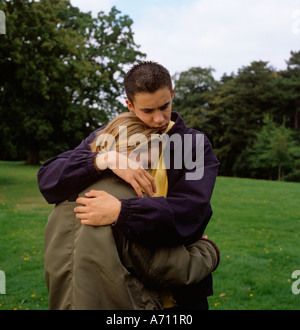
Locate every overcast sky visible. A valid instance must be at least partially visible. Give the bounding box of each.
[71,0,300,79]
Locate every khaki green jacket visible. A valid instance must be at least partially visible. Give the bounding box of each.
[44,171,220,310]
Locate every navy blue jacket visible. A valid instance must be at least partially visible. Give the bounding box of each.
[38,112,220,302]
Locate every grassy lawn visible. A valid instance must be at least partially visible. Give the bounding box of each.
[0,161,299,310]
[206,176,300,310]
[0,161,52,310]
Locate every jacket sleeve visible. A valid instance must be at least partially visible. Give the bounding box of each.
[37,130,102,204]
[38,127,219,247]
[116,232,220,288]
[115,134,220,246]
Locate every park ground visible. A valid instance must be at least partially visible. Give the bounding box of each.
[0,161,299,310]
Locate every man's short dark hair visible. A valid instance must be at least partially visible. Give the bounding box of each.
[124,61,173,104]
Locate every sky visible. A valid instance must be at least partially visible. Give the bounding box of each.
[71,0,300,79]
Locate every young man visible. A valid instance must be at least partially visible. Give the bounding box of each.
[38,61,220,309]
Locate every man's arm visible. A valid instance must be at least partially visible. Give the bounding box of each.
[116,229,221,288]
[37,130,101,204]
[117,134,219,246]
[38,129,156,204]
[75,134,220,247]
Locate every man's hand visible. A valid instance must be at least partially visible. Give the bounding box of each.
[95,151,156,198]
[74,190,121,226]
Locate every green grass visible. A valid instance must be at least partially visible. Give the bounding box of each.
[0,161,52,310]
[0,161,299,310]
[206,176,300,310]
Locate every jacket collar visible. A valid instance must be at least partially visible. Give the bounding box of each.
[162,112,188,151]
[167,112,188,137]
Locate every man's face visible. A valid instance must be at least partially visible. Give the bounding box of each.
[126,87,174,132]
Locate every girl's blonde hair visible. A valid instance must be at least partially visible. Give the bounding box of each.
[90,112,160,154]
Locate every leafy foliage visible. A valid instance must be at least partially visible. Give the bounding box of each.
[0,0,299,180]
[173,52,300,181]
[0,0,145,164]
[246,116,300,180]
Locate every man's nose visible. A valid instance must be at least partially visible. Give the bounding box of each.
[153,111,164,124]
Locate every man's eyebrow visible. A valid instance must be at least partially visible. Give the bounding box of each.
[159,101,170,109]
[140,102,170,112]
[140,107,155,111]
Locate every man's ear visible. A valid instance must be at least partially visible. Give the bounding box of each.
[126,99,135,114]
[171,89,175,101]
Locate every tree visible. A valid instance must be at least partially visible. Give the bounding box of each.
[172,67,220,141]
[0,1,145,164]
[209,61,277,176]
[277,51,300,130]
[171,58,300,180]
[247,116,300,181]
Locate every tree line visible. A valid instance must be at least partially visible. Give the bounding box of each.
[0,0,299,182]
[0,0,145,164]
[172,54,300,181]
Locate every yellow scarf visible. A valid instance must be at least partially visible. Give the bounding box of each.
[148,120,177,309]
[149,120,175,198]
